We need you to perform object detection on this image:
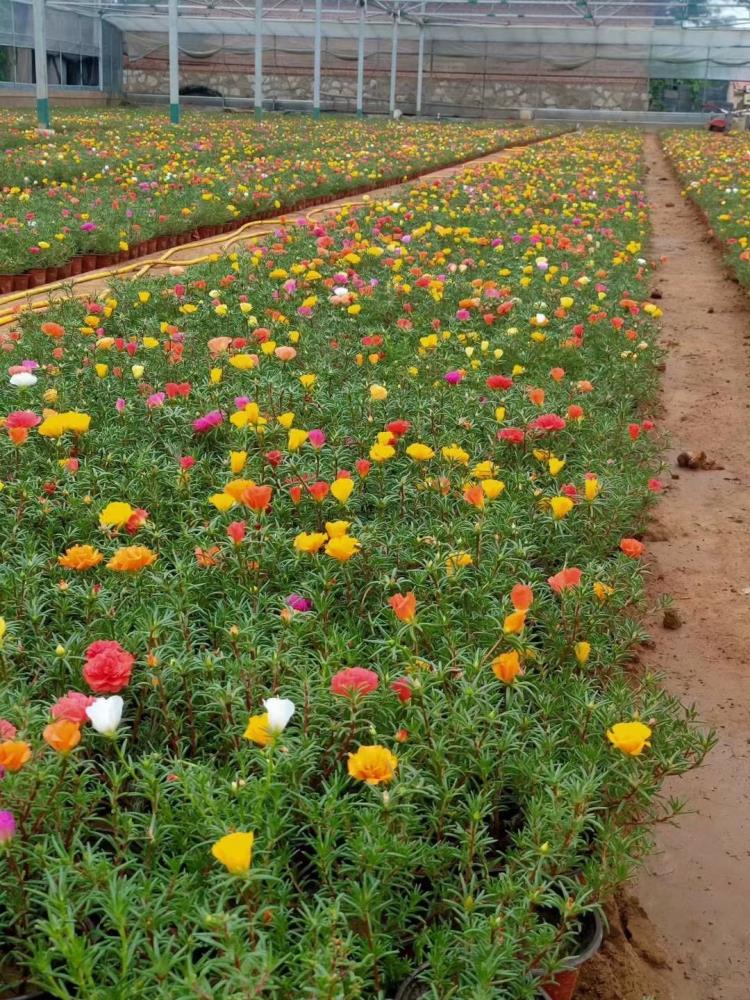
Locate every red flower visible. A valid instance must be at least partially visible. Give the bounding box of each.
[498,427,525,445]
[125,508,149,535]
[180,456,196,470]
[51,691,95,724]
[386,419,411,438]
[391,677,413,703]
[83,640,134,693]
[510,583,533,612]
[528,413,566,432]
[355,459,372,478]
[227,521,247,545]
[265,450,283,467]
[548,567,582,594]
[628,423,641,441]
[648,478,664,493]
[620,538,645,558]
[308,481,330,503]
[486,374,513,390]
[330,667,379,697]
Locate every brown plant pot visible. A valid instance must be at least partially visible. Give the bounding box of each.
[0,275,14,294]
[28,268,47,288]
[58,262,72,280]
[537,911,604,1000]
[147,239,158,254]
[13,274,30,292]
[83,255,98,271]
[70,257,83,275]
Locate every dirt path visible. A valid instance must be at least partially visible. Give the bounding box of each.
[626,132,750,1000]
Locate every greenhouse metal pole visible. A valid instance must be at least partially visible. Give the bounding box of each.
[254,0,263,119]
[168,0,180,123]
[313,0,322,119]
[389,12,398,116]
[356,1,365,117]
[32,0,50,128]
[416,2,425,116]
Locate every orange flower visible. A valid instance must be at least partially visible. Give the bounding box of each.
[347,745,398,785]
[8,427,28,445]
[195,546,222,568]
[503,609,527,634]
[528,387,545,406]
[41,321,65,339]
[492,650,523,684]
[43,719,81,754]
[510,583,533,612]
[58,544,104,571]
[106,545,157,572]
[241,484,273,512]
[0,740,32,772]
[463,484,485,509]
[620,538,645,558]
[389,592,416,622]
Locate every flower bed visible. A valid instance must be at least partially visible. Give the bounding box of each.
[0,110,566,282]
[661,129,750,286]
[0,128,709,998]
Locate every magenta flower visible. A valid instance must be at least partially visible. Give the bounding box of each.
[193,410,224,433]
[147,392,166,409]
[443,370,464,385]
[308,429,326,449]
[0,811,15,844]
[286,594,313,613]
[115,398,126,413]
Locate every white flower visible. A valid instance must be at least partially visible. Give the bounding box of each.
[86,696,124,736]
[333,286,348,296]
[10,372,37,388]
[263,697,295,735]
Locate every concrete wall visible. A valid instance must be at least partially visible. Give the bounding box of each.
[0,87,114,109]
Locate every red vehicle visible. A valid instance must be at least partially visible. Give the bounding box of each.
[705,104,734,132]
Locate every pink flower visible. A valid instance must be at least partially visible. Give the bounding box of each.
[147,393,166,409]
[51,691,95,724]
[286,593,312,613]
[330,667,379,697]
[391,677,412,703]
[528,413,566,432]
[444,370,464,385]
[308,429,326,449]
[180,456,196,470]
[0,811,15,844]
[83,640,134,694]
[5,410,40,429]
[115,398,126,413]
[193,410,224,433]
[0,719,17,740]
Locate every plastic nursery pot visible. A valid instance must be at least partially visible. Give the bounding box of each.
[82,254,98,270]
[13,274,30,292]
[28,268,47,288]
[537,910,604,1000]
[0,275,14,295]
[69,257,83,275]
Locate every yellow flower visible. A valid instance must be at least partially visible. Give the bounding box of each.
[406,443,435,462]
[211,832,255,875]
[224,479,256,501]
[441,444,469,465]
[95,364,109,378]
[229,354,256,370]
[492,650,522,684]
[61,412,91,435]
[299,374,317,390]
[131,365,145,379]
[445,552,473,574]
[549,496,574,520]
[37,414,66,438]
[584,477,601,502]
[0,618,6,644]
[369,384,388,401]
[229,451,247,474]
[99,502,135,529]
[606,721,652,756]
[277,412,295,429]
[593,581,614,603]
[548,457,566,477]
[294,532,328,554]
[142,337,159,349]
[210,367,223,384]
[137,291,151,304]
[347,745,398,784]
[243,713,271,746]
[288,429,308,451]
[481,479,505,500]
[325,535,361,562]
[471,461,495,480]
[574,641,591,664]
[330,479,354,504]
[209,493,236,513]
[503,610,527,635]
[370,443,395,463]
[325,520,351,538]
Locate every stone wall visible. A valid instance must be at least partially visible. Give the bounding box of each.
[123,40,649,114]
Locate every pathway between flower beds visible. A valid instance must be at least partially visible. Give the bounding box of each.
[0,137,553,318]
[632,132,750,1000]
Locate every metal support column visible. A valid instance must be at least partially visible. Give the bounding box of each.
[416,1,426,117]
[356,1,365,118]
[168,0,180,123]
[389,11,399,116]
[313,0,322,119]
[32,0,49,128]
[254,0,263,119]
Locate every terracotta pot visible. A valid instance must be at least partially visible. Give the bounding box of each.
[99,254,114,268]
[28,268,47,288]
[45,267,59,283]
[156,237,168,251]
[0,274,14,294]
[70,257,83,276]
[83,254,98,271]
[538,910,604,1000]
[13,274,30,292]
[57,262,71,280]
